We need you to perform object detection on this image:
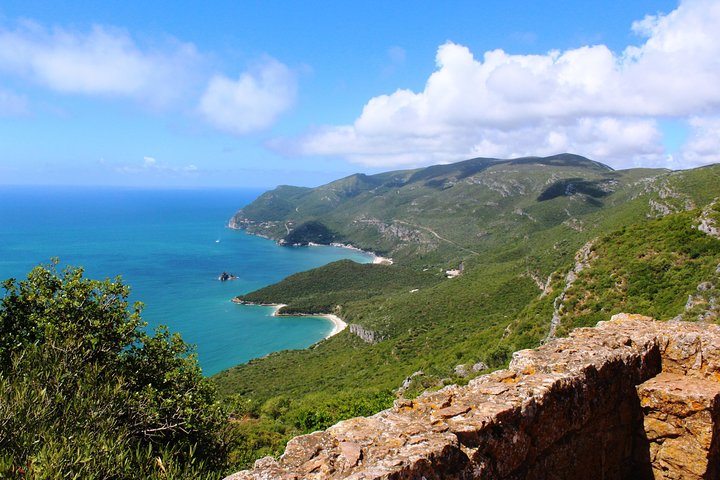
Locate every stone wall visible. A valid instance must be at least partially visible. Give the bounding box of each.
[226,314,720,480]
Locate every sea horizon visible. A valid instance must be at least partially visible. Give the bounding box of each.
[0,185,373,375]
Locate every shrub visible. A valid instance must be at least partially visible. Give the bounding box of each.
[0,261,227,479]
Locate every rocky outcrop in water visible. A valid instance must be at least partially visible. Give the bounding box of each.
[226,314,720,480]
[218,272,238,282]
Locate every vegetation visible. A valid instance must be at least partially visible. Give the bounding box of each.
[283,220,336,245]
[4,156,720,475]
[230,154,640,265]
[0,261,229,479]
[505,209,720,349]
[218,156,720,468]
[553,211,720,333]
[236,259,439,314]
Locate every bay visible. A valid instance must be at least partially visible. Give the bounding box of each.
[0,186,372,375]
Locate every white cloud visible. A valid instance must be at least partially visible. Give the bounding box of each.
[115,156,198,176]
[292,0,720,170]
[676,117,720,167]
[0,20,295,133]
[0,22,201,107]
[198,58,297,135]
[292,116,664,168]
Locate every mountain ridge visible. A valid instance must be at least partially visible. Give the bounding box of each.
[217,154,720,468]
[229,153,665,268]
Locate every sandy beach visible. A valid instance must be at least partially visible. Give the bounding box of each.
[372,255,393,265]
[319,314,348,338]
[270,304,348,338]
[327,242,394,265]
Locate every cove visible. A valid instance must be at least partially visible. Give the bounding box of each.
[0,186,373,375]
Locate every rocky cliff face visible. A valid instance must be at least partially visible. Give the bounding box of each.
[348,324,384,344]
[226,314,720,480]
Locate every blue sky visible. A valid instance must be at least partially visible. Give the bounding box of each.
[1,0,718,188]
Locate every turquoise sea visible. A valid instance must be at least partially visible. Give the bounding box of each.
[0,186,372,375]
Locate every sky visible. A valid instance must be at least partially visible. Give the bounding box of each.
[1,0,719,188]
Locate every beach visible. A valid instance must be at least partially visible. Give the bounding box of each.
[325,242,394,265]
[320,314,348,338]
[372,255,393,265]
[271,304,348,338]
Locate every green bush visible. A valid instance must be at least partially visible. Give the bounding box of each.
[0,261,228,479]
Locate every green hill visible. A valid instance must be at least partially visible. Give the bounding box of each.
[230,154,668,266]
[217,155,720,467]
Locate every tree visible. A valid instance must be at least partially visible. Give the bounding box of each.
[0,261,227,479]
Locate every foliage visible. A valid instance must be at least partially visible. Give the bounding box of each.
[236,259,439,314]
[5,159,720,475]
[283,220,337,245]
[218,161,720,467]
[230,154,647,266]
[553,211,720,334]
[221,387,394,469]
[0,261,228,479]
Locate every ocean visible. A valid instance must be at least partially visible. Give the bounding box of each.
[0,186,372,375]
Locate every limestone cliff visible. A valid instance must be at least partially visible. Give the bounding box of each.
[226,314,720,480]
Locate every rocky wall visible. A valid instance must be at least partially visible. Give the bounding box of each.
[226,314,720,479]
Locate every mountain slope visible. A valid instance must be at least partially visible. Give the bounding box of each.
[218,155,720,467]
[230,154,672,267]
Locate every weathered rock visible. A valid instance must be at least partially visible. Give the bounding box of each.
[348,324,384,344]
[472,361,489,373]
[544,240,596,342]
[226,314,720,480]
[697,199,720,239]
[636,372,720,480]
[397,370,424,395]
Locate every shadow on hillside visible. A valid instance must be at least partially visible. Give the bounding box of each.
[537,178,612,202]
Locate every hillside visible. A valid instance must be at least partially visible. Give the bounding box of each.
[230,154,667,268]
[217,155,720,467]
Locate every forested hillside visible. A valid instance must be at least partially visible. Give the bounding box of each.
[3,156,718,475]
[217,156,720,466]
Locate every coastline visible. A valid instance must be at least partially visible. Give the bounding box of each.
[272,304,348,339]
[328,242,393,265]
[227,222,393,265]
[307,241,394,265]
[371,255,393,265]
[226,224,386,342]
[233,301,348,339]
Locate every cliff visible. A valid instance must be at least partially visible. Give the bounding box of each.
[226,314,720,480]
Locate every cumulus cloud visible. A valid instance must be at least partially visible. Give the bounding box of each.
[291,0,720,169]
[115,156,198,176]
[676,117,720,167]
[198,58,297,135]
[0,20,296,133]
[0,22,201,107]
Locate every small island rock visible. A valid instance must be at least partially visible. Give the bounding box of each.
[218,272,238,282]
